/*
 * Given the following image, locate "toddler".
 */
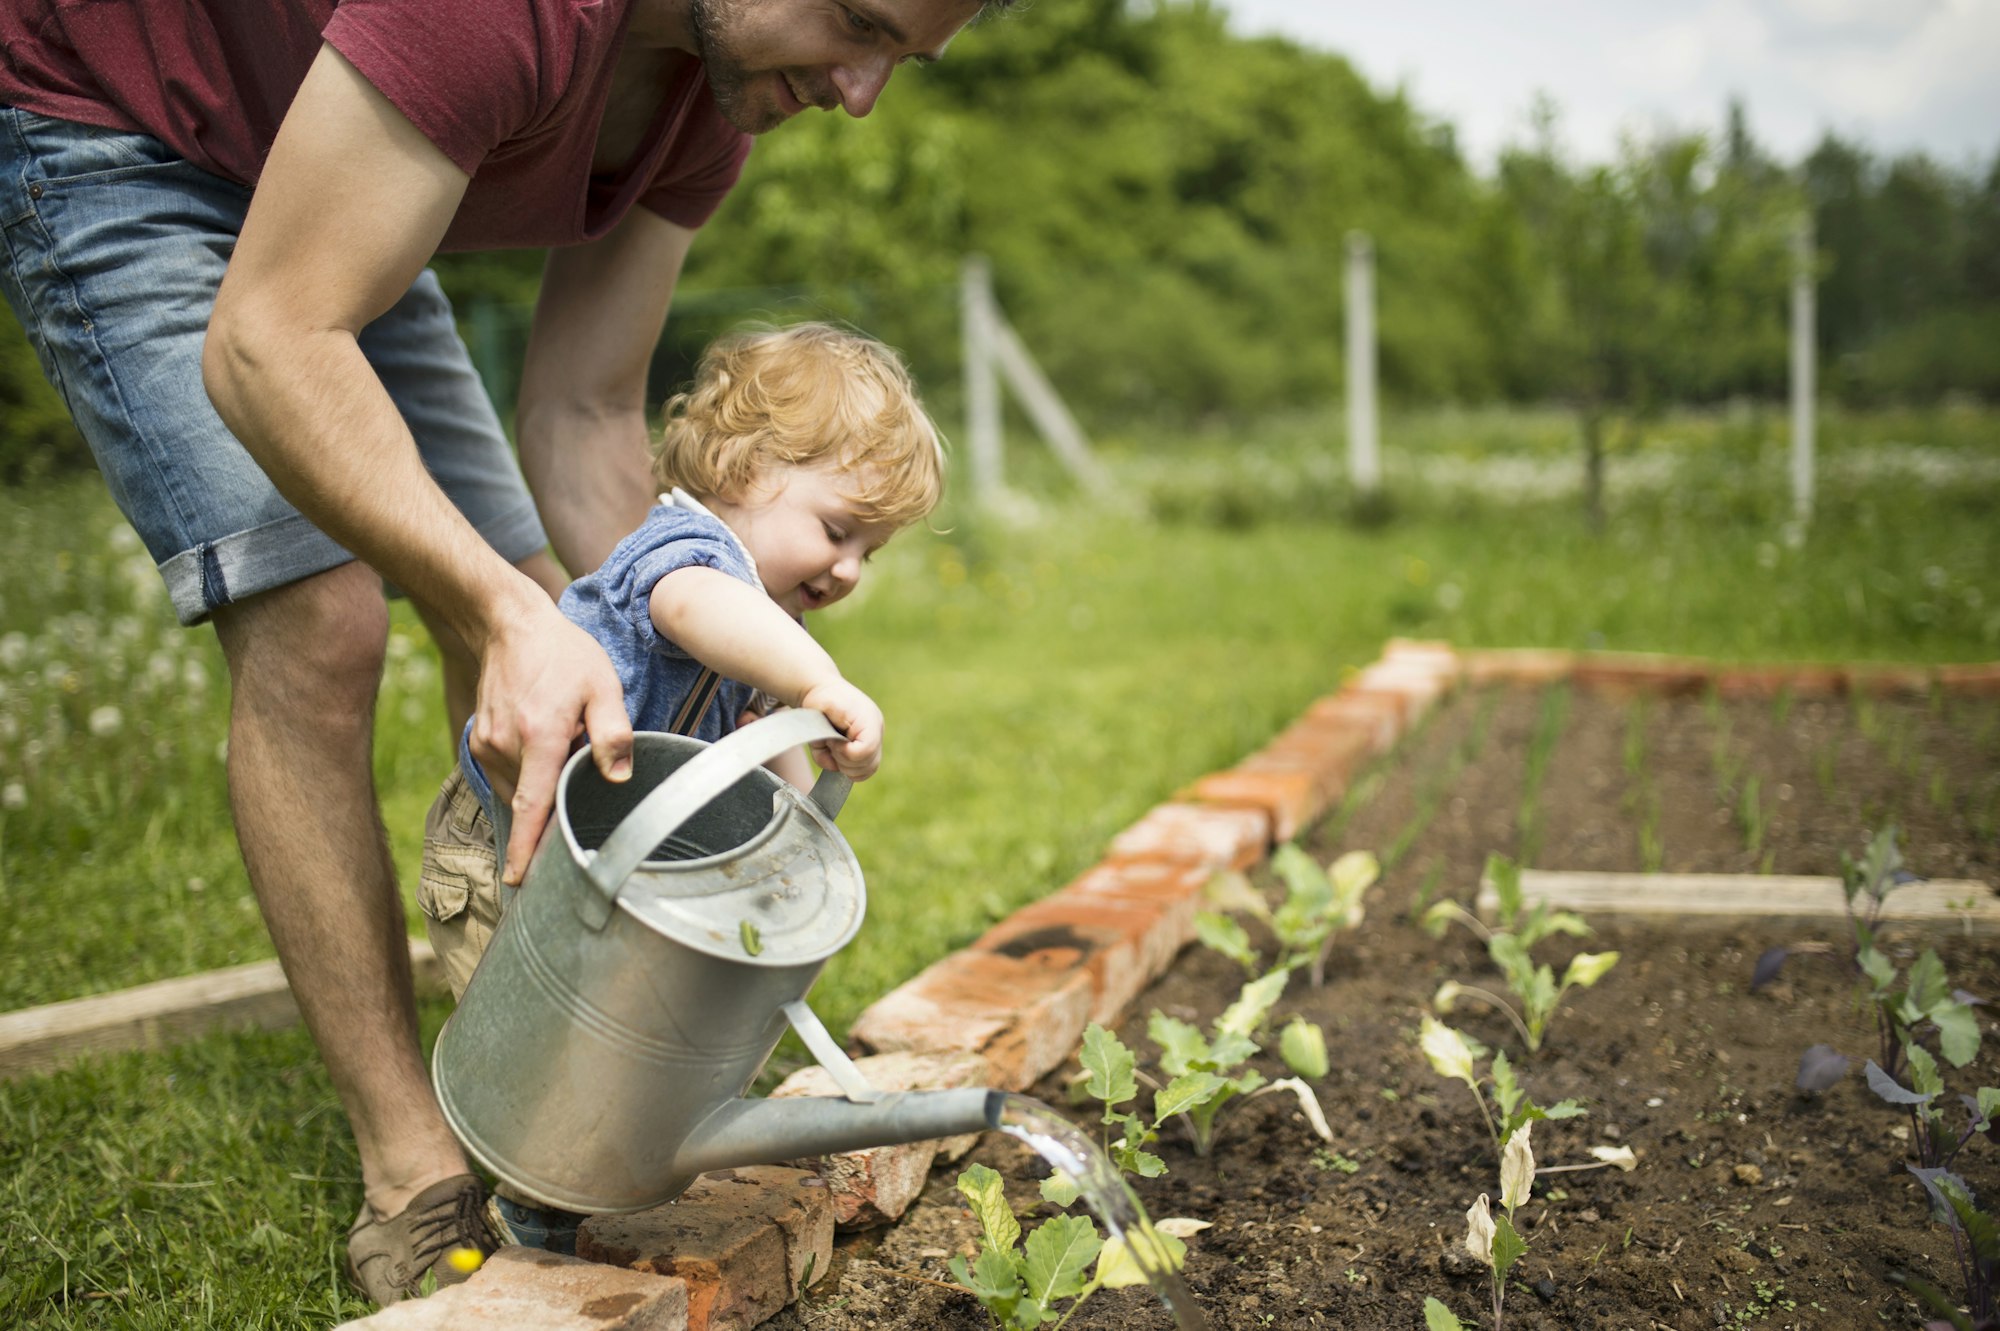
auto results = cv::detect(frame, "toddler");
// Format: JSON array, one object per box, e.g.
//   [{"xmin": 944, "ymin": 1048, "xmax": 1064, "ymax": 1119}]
[{"xmin": 415, "ymin": 322, "xmax": 943, "ymax": 1245}]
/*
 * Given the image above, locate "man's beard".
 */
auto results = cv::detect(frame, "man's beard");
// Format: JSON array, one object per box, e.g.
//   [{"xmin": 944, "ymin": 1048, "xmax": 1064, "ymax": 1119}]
[{"xmin": 688, "ymin": 0, "xmax": 781, "ymax": 134}]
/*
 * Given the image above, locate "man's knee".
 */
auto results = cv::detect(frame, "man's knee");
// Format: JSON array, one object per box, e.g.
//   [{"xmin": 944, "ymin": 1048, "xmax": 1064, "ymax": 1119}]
[{"xmin": 214, "ymin": 564, "xmax": 391, "ymax": 718}]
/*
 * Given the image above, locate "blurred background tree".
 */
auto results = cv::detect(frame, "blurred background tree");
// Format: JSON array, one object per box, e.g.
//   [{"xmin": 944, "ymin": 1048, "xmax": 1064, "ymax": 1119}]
[{"xmin": 2, "ymin": 0, "xmax": 1994, "ymax": 478}]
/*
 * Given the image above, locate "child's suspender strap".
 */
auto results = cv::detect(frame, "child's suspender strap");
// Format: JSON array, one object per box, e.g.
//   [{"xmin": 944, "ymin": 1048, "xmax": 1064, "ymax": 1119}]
[{"xmin": 669, "ymin": 668, "xmax": 723, "ymax": 737}]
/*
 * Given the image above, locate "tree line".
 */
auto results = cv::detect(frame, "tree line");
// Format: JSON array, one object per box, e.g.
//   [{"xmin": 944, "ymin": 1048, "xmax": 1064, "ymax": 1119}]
[{"xmin": 3, "ymin": 0, "xmax": 1994, "ymax": 481}]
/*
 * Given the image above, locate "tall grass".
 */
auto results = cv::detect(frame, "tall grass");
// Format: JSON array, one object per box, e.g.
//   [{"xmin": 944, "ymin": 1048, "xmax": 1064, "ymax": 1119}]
[{"xmin": 2, "ymin": 404, "xmax": 1997, "ymax": 1326}]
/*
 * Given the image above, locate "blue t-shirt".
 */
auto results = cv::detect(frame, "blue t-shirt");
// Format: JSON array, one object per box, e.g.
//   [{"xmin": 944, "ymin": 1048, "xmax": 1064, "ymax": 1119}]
[{"xmin": 460, "ymin": 498, "xmax": 766, "ymax": 828}]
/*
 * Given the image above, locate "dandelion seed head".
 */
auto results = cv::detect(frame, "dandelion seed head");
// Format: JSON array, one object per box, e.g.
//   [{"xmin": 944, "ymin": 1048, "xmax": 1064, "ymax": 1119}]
[
  {"xmin": 1, "ymin": 781, "xmax": 25, "ymax": 810},
  {"xmin": 88, "ymin": 705, "xmax": 123, "ymax": 737}
]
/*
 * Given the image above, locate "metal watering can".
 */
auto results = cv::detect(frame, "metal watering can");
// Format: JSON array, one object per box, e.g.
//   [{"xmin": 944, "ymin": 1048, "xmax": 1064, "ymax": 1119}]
[{"xmin": 432, "ymin": 710, "xmax": 1001, "ymax": 1213}]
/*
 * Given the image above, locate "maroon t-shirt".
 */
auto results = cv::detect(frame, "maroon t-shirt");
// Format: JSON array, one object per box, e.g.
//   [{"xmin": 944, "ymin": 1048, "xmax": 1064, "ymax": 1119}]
[{"xmin": 0, "ymin": 0, "xmax": 751, "ymax": 250}]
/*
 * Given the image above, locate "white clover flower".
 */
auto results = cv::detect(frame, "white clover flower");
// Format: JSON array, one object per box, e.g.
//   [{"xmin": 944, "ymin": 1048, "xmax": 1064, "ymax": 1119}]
[
  {"xmin": 88, "ymin": 706, "xmax": 123, "ymax": 737},
  {"xmin": 1500, "ymin": 1122, "xmax": 1535, "ymax": 1211},
  {"xmin": 147, "ymin": 652, "xmax": 177, "ymax": 685},
  {"xmin": 183, "ymin": 660, "xmax": 209, "ymax": 692},
  {"xmin": 1464, "ymin": 1194, "xmax": 1494, "ymax": 1266},
  {"xmin": 1, "ymin": 781, "xmax": 25, "ymax": 810},
  {"xmin": 108, "ymin": 524, "xmax": 142, "ymax": 553}
]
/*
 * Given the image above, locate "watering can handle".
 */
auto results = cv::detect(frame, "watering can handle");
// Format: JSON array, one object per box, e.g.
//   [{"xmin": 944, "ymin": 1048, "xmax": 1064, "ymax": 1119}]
[{"xmin": 583, "ymin": 709, "xmax": 853, "ymax": 910}]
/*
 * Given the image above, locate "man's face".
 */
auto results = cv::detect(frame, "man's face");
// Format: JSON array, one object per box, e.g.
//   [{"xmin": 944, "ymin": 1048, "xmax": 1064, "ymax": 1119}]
[{"xmin": 689, "ymin": 0, "xmax": 985, "ymax": 134}]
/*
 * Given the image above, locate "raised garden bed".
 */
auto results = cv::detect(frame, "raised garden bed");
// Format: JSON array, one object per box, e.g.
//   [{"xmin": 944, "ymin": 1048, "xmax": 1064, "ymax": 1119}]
[{"xmin": 778, "ymin": 683, "xmax": 2000, "ymax": 1330}]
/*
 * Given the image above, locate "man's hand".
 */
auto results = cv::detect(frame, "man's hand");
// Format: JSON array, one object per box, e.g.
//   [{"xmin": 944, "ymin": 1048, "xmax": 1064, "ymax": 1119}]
[
  {"xmin": 470, "ymin": 599, "xmax": 634, "ymax": 884},
  {"xmin": 797, "ymin": 679, "xmax": 885, "ymax": 781}
]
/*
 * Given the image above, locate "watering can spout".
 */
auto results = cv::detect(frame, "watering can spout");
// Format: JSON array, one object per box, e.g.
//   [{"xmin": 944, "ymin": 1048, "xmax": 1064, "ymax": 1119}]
[{"xmin": 675, "ymin": 1088, "xmax": 1004, "ymax": 1184}]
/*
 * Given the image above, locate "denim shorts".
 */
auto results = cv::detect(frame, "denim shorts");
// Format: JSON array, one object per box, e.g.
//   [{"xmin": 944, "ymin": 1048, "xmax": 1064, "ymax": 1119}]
[{"xmin": 0, "ymin": 106, "xmax": 547, "ymax": 625}]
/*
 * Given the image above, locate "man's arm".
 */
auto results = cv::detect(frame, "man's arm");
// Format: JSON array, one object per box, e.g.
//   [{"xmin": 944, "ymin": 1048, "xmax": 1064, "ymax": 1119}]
[
  {"xmin": 651, "ymin": 569, "xmax": 885, "ymax": 780},
  {"xmin": 517, "ymin": 210, "xmax": 697, "ymax": 577},
  {"xmin": 203, "ymin": 45, "xmax": 633, "ymax": 883}
]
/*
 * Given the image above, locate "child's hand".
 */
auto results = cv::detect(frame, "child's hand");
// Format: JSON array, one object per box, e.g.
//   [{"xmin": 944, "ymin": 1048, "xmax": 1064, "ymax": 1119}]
[{"xmin": 798, "ymin": 679, "xmax": 885, "ymax": 781}]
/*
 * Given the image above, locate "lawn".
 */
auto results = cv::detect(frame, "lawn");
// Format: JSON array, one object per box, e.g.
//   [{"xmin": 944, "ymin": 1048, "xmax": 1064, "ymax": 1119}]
[{"xmin": 2, "ymin": 403, "xmax": 1996, "ymax": 1326}]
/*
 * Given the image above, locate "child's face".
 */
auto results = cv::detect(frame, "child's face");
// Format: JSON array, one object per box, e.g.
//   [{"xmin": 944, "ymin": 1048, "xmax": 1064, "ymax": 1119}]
[{"xmin": 706, "ymin": 461, "xmax": 901, "ymax": 618}]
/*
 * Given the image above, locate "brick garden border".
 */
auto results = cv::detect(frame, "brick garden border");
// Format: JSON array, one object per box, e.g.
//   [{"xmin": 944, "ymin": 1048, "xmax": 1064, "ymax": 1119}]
[{"xmin": 96, "ymin": 642, "xmax": 2000, "ymax": 1330}]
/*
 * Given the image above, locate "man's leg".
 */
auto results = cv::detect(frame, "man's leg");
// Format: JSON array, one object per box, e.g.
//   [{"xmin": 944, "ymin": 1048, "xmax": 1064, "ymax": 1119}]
[{"xmin": 211, "ymin": 562, "xmax": 467, "ymax": 1219}]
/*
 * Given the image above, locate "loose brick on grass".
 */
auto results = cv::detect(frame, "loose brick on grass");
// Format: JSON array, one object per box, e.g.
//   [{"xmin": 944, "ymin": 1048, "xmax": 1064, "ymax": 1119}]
[
  {"xmin": 338, "ymin": 1247, "xmax": 689, "ymax": 1331},
  {"xmin": 848, "ymin": 950, "xmax": 1095, "ymax": 1091},
  {"xmin": 770, "ymin": 1051, "xmax": 994, "ymax": 1227},
  {"xmin": 576, "ymin": 1167, "xmax": 831, "ymax": 1331}
]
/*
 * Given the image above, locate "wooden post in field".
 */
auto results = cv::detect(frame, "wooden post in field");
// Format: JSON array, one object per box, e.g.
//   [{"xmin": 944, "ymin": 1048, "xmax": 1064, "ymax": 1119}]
[
  {"xmin": 1345, "ymin": 230, "xmax": 1381, "ymax": 496},
  {"xmin": 961, "ymin": 255, "xmax": 1003, "ymax": 503},
  {"xmin": 1789, "ymin": 214, "xmax": 1817, "ymax": 530},
  {"xmin": 960, "ymin": 254, "xmax": 1112, "ymax": 503}
]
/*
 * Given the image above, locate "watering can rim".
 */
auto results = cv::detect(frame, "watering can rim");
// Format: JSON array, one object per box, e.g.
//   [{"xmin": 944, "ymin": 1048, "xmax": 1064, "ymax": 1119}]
[{"xmin": 550, "ymin": 718, "xmax": 867, "ymax": 966}]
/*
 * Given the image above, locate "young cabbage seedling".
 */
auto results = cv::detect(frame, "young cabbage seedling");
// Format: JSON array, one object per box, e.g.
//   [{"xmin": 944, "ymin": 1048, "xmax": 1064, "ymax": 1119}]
[
  {"xmin": 1419, "ymin": 1015, "xmax": 1585, "ymax": 1153},
  {"xmin": 1424, "ymin": 1122, "xmax": 1537, "ymax": 1331},
  {"xmin": 1151, "ymin": 970, "xmax": 1333, "ymax": 1157},
  {"xmin": 1425, "ymin": 855, "xmax": 1618, "ymax": 1054},
  {"xmin": 1077, "ymin": 1023, "xmax": 1165, "ymax": 1180},
  {"xmin": 1196, "ymin": 846, "xmax": 1380, "ymax": 986},
  {"xmin": 948, "ymin": 1163, "xmax": 1189, "ymax": 1331}
]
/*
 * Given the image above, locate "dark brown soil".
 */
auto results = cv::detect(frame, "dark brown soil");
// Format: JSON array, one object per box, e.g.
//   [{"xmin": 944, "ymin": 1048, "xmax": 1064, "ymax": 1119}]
[{"xmin": 778, "ymin": 687, "xmax": 2000, "ymax": 1331}]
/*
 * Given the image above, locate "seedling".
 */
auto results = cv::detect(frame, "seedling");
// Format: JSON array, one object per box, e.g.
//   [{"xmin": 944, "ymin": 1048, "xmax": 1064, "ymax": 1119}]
[
  {"xmin": 948, "ymin": 1163, "xmax": 1188, "ymax": 1330},
  {"xmin": 1736, "ymin": 774, "xmax": 1766, "ymax": 860},
  {"xmin": 1899, "ymin": 1167, "xmax": 1998, "ymax": 1329},
  {"xmin": 1197, "ymin": 846, "xmax": 1380, "ymax": 986},
  {"xmin": 1425, "ymin": 855, "xmax": 1618, "ymax": 1053},
  {"xmin": 1756, "ymin": 827, "xmax": 1983, "ymax": 1125},
  {"xmin": 1419, "ymin": 1015, "xmax": 1584, "ymax": 1153},
  {"xmin": 1080, "ymin": 971, "xmax": 1333, "ymax": 1162},
  {"xmin": 1515, "ymin": 687, "xmax": 1570, "ymax": 865},
  {"xmin": 1423, "ymin": 1121, "xmax": 1537, "ymax": 1331}
]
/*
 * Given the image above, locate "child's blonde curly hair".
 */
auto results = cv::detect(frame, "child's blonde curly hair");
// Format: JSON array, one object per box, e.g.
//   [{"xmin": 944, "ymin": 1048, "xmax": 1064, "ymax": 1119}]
[{"xmin": 652, "ymin": 322, "xmax": 944, "ymax": 527}]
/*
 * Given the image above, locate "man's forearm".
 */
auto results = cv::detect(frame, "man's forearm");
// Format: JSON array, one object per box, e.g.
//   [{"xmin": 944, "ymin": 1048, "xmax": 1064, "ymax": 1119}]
[
  {"xmin": 204, "ymin": 315, "xmax": 542, "ymax": 652},
  {"xmin": 515, "ymin": 399, "xmax": 656, "ymax": 577}
]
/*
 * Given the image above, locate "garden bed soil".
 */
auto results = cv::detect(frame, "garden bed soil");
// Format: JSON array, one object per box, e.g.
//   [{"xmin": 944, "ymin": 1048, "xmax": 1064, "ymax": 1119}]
[{"xmin": 777, "ymin": 686, "xmax": 2000, "ymax": 1331}]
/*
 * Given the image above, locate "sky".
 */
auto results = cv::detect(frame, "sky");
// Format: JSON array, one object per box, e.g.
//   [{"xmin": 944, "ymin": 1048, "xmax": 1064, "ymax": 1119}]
[{"xmin": 1217, "ymin": 0, "xmax": 2000, "ymax": 172}]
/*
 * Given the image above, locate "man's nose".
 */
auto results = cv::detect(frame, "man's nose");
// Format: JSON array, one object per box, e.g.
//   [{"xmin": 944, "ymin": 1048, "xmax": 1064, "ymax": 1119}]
[{"xmin": 830, "ymin": 55, "xmax": 894, "ymax": 118}]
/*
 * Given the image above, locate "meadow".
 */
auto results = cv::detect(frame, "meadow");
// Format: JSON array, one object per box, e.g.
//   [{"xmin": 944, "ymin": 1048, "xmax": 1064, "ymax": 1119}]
[{"xmin": 1, "ymin": 402, "xmax": 1996, "ymax": 1325}]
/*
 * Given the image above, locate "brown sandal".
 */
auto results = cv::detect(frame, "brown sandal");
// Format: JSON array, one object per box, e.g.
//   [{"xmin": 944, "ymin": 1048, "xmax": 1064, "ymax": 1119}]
[{"xmin": 344, "ymin": 1174, "xmax": 495, "ymax": 1306}]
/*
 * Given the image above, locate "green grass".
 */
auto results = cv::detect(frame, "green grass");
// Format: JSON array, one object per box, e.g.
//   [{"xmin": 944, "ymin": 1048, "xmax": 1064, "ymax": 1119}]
[{"xmin": 3, "ymin": 403, "xmax": 1999, "ymax": 1326}]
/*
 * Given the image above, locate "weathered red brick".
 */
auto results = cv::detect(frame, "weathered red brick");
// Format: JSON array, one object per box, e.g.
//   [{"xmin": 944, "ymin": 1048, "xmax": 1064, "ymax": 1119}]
[
  {"xmin": 1352, "ymin": 661, "xmax": 1450, "ymax": 724},
  {"xmin": 576, "ymin": 1167, "xmax": 831, "ymax": 1331},
  {"xmin": 1184, "ymin": 767, "xmax": 1321, "ymax": 843},
  {"xmin": 1571, "ymin": 653, "xmax": 1713, "ymax": 699},
  {"xmin": 848, "ymin": 951, "xmax": 1095, "ymax": 1091},
  {"xmin": 1106, "ymin": 802, "xmax": 1271, "ymax": 871},
  {"xmin": 337, "ymin": 1246, "xmax": 688, "ymax": 1331},
  {"xmin": 1303, "ymin": 693, "xmax": 1402, "ymax": 754},
  {"xmin": 1938, "ymin": 661, "xmax": 2000, "ymax": 696},
  {"xmin": 1843, "ymin": 665, "xmax": 1936, "ymax": 698},
  {"xmin": 769, "ymin": 1051, "xmax": 994, "ymax": 1226},
  {"xmin": 1461, "ymin": 649, "xmax": 1577, "ymax": 688},
  {"xmin": 1060, "ymin": 858, "xmax": 1205, "ymax": 955},
  {"xmin": 1382, "ymin": 637, "xmax": 1461, "ymax": 678},
  {"xmin": 1712, "ymin": 665, "xmax": 1847, "ymax": 699},
  {"xmin": 979, "ymin": 894, "xmax": 1185, "ymax": 1026}
]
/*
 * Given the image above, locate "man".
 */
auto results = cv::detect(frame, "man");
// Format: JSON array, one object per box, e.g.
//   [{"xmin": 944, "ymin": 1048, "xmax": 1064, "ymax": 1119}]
[{"xmin": 0, "ymin": 0, "xmax": 992, "ymax": 1304}]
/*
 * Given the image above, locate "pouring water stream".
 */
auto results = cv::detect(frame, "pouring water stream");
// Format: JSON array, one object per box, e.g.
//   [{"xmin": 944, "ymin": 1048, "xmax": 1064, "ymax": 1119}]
[{"xmin": 996, "ymin": 1095, "xmax": 1207, "ymax": 1330}]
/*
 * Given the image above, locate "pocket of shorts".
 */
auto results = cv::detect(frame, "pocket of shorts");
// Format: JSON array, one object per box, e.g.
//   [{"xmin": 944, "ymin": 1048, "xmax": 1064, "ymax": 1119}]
[
  {"xmin": 416, "ymin": 848, "xmax": 485, "ymax": 924},
  {"xmin": 16, "ymin": 111, "xmax": 185, "ymax": 184}
]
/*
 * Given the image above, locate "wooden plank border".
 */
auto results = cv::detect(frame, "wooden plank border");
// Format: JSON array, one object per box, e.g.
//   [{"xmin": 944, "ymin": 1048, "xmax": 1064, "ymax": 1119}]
[{"xmin": 0, "ymin": 941, "xmax": 441, "ymax": 1082}]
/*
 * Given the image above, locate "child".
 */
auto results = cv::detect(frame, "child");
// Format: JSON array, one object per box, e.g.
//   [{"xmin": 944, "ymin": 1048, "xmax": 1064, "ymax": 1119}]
[{"xmin": 410, "ymin": 321, "xmax": 943, "ymax": 1255}]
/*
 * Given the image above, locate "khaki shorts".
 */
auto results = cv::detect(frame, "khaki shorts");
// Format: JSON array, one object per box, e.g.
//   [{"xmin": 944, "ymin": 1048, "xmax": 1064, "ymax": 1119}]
[{"xmin": 418, "ymin": 765, "xmax": 506, "ymax": 1001}]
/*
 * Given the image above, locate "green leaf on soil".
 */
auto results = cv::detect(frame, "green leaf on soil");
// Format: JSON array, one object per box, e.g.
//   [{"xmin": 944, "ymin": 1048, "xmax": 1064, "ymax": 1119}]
[
  {"xmin": 1023, "ymin": 1215, "xmax": 1101, "ymax": 1303},
  {"xmin": 957, "ymin": 1164, "xmax": 1021, "ymax": 1255},
  {"xmin": 1155, "ymin": 1072, "xmax": 1228, "ymax": 1121},
  {"xmin": 1080, "ymin": 1024, "xmax": 1137, "ymax": 1109}
]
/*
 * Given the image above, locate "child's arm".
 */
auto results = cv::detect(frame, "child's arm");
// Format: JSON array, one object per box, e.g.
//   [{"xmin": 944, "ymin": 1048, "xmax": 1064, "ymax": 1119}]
[{"xmin": 650, "ymin": 567, "xmax": 884, "ymax": 780}]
